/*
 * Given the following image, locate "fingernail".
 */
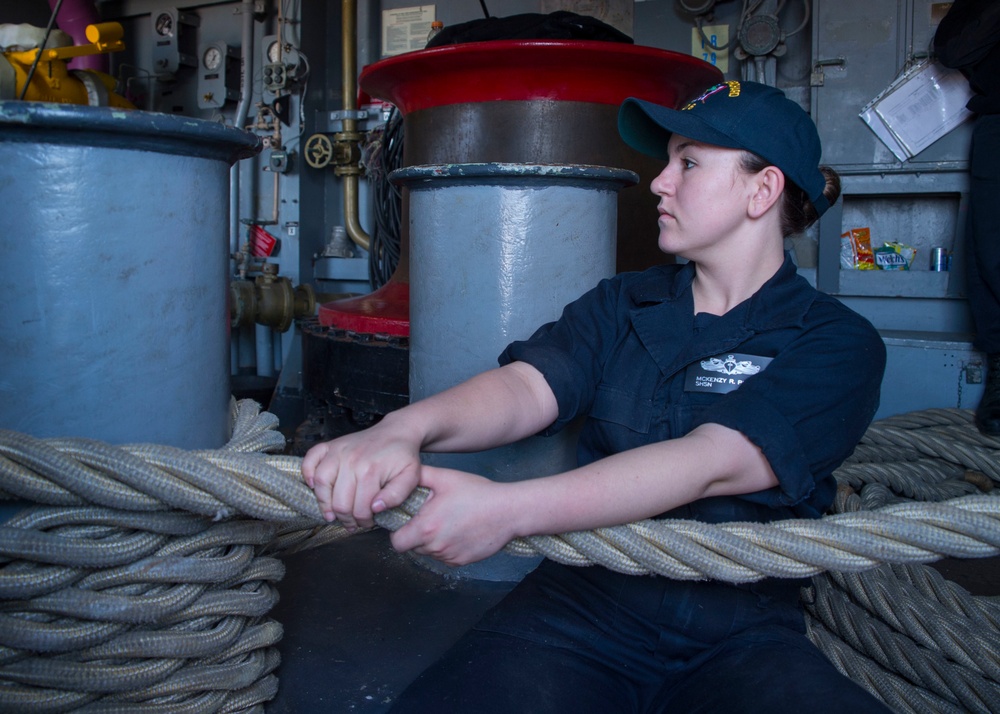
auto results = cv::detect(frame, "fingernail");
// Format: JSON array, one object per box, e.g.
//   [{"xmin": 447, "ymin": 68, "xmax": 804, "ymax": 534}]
[
  {"xmin": 372, "ymin": 499, "xmax": 386, "ymax": 513},
  {"xmin": 323, "ymin": 511, "xmax": 334, "ymax": 522}
]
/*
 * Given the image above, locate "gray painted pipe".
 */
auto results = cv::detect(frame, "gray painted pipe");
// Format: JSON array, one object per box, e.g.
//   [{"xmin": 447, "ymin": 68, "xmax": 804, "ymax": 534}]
[
  {"xmin": 230, "ymin": 0, "xmax": 256, "ymax": 258},
  {"xmin": 0, "ymin": 101, "xmax": 259, "ymax": 448},
  {"xmin": 229, "ymin": 0, "xmax": 257, "ymax": 374},
  {"xmin": 392, "ymin": 163, "xmax": 637, "ymax": 580}
]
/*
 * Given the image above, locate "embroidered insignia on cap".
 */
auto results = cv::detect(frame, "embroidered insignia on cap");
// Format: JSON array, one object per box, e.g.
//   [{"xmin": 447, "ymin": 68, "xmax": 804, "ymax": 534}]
[{"xmin": 682, "ymin": 80, "xmax": 741, "ymax": 111}]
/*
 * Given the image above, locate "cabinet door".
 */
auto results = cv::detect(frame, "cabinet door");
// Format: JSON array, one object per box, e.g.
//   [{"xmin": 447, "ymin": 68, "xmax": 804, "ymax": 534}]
[
  {"xmin": 811, "ymin": 0, "xmax": 971, "ymax": 171},
  {"xmin": 812, "ymin": 0, "xmax": 909, "ymax": 170}
]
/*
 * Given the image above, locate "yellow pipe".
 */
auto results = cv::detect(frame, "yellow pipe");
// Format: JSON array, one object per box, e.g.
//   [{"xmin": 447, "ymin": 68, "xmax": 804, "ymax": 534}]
[
  {"xmin": 344, "ymin": 175, "xmax": 369, "ymax": 252},
  {"xmin": 342, "ymin": 0, "xmax": 357, "ymax": 123},
  {"xmin": 9, "ymin": 22, "xmax": 125, "ymax": 63},
  {"xmin": 340, "ymin": 0, "xmax": 370, "ymax": 252}
]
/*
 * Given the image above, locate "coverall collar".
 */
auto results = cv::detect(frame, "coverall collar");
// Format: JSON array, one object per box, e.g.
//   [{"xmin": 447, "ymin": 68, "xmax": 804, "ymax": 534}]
[{"xmin": 629, "ymin": 253, "xmax": 815, "ymax": 378}]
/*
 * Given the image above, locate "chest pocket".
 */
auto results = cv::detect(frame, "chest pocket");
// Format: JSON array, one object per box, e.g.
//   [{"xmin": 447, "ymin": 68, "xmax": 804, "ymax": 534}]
[{"xmin": 590, "ymin": 384, "xmax": 653, "ymax": 434}]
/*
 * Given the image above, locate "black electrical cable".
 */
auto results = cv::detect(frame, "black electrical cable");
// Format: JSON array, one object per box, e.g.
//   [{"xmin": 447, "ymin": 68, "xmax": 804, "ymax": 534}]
[
  {"xmin": 367, "ymin": 107, "xmax": 404, "ymax": 289},
  {"xmin": 479, "ymin": 0, "xmax": 491, "ymax": 19},
  {"xmin": 18, "ymin": 0, "xmax": 65, "ymax": 100}
]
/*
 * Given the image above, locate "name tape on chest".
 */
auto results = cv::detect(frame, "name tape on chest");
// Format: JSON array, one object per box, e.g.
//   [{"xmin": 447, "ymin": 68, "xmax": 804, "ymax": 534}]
[{"xmin": 684, "ymin": 353, "xmax": 773, "ymax": 394}]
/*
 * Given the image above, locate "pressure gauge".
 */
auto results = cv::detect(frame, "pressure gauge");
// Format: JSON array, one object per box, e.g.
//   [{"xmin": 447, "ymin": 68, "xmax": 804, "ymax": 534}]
[
  {"xmin": 151, "ymin": 10, "xmax": 199, "ymax": 74},
  {"xmin": 154, "ymin": 12, "xmax": 174, "ymax": 37},
  {"xmin": 203, "ymin": 46, "xmax": 222, "ymax": 71},
  {"xmin": 267, "ymin": 40, "xmax": 283, "ymax": 63},
  {"xmin": 198, "ymin": 42, "xmax": 239, "ymax": 109}
]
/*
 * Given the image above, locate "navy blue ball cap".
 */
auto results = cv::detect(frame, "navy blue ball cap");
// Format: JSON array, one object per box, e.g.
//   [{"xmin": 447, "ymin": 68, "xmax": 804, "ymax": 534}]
[{"xmin": 618, "ymin": 81, "xmax": 830, "ymax": 217}]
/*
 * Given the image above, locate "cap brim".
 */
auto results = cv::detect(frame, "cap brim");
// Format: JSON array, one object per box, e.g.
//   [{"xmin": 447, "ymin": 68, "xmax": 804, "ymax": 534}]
[
  {"xmin": 618, "ymin": 97, "xmax": 745, "ymax": 161},
  {"xmin": 618, "ymin": 96, "xmax": 833, "ymax": 219}
]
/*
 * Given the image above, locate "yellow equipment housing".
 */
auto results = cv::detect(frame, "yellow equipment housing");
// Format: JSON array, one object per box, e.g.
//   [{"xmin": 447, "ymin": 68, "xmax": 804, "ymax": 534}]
[{"xmin": 1, "ymin": 22, "xmax": 134, "ymax": 108}]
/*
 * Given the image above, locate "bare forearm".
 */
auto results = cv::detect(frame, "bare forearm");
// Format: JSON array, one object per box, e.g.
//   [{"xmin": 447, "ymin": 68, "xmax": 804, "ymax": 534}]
[
  {"xmin": 504, "ymin": 423, "xmax": 778, "ymax": 537},
  {"xmin": 384, "ymin": 361, "xmax": 558, "ymax": 453},
  {"xmin": 387, "ymin": 423, "xmax": 780, "ymax": 566},
  {"xmin": 303, "ymin": 360, "xmax": 558, "ymax": 530}
]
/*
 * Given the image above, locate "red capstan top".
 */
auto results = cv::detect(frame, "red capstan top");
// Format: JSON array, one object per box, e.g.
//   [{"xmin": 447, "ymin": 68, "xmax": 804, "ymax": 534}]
[
  {"xmin": 320, "ymin": 41, "xmax": 721, "ymax": 337},
  {"xmin": 360, "ymin": 40, "xmax": 723, "ymax": 114}
]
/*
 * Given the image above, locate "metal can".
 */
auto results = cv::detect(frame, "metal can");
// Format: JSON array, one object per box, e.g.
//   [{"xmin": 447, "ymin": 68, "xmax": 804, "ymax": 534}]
[{"xmin": 930, "ymin": 246, "xmax": 950, "ymax": 271}]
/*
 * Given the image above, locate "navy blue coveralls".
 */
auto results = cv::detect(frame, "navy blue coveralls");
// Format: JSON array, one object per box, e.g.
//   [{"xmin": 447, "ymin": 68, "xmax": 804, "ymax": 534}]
[{"xmin": 391, "ymin": 255, "xmax": 890, "ymax": 714}]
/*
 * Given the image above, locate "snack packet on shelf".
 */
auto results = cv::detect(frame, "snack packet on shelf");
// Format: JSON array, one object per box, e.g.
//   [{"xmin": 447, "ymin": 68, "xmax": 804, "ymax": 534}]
[
  {"xmin": 874, "ymin": 241, "xmax": 916, "ymax": 270},
  {"xmin": 840, "ymin": 227, "xmax": 876, "ymax": 270}
]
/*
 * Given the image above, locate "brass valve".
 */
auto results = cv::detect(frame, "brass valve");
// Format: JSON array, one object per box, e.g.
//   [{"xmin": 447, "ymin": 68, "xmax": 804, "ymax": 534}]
[
  {"xmin": 231, "ymin": 267, "xmax": 316, "ymax": 332},
  {"xmin": 303, "ymin": 131, "xmax": 362, "ymax": 175}
]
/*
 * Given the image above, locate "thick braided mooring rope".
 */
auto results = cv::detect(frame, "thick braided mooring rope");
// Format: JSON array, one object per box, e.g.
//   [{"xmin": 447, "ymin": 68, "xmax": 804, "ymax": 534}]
[
  {"xmin": 0, "ymin": 402, "xmax": 998, "ymax": 712},
  {"xmin": 0, "ymin": 401, "xmax": 337, "ymax": 713}
]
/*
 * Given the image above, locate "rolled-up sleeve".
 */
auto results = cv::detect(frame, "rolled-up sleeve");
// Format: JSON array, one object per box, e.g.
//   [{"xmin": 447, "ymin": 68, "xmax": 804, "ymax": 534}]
[
  {"xmin": 499, "ymin": 276, "xmax": 628, "ymax": 434},
  {"xmin": 695, "ymin": 299, "xmax": 886, "ymax": 508}
]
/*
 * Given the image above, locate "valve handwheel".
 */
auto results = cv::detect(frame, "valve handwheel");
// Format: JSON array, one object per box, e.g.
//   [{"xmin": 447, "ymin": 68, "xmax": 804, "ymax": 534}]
[{"xmin": 304, "ymin": 134, "xmax": 334, "ymax": 168}]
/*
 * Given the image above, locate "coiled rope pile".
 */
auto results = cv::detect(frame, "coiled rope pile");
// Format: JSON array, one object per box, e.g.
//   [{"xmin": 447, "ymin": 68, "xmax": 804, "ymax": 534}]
[{"xmin": 0, "ymin": 402, "xmax": 998, "ymax": 712}]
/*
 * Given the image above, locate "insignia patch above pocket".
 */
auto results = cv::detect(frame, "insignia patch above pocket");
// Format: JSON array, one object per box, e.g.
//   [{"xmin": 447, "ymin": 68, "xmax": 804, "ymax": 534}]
[{"xmin": 684, "ymin": 353, "xmax": 773, "ymax": 394}]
